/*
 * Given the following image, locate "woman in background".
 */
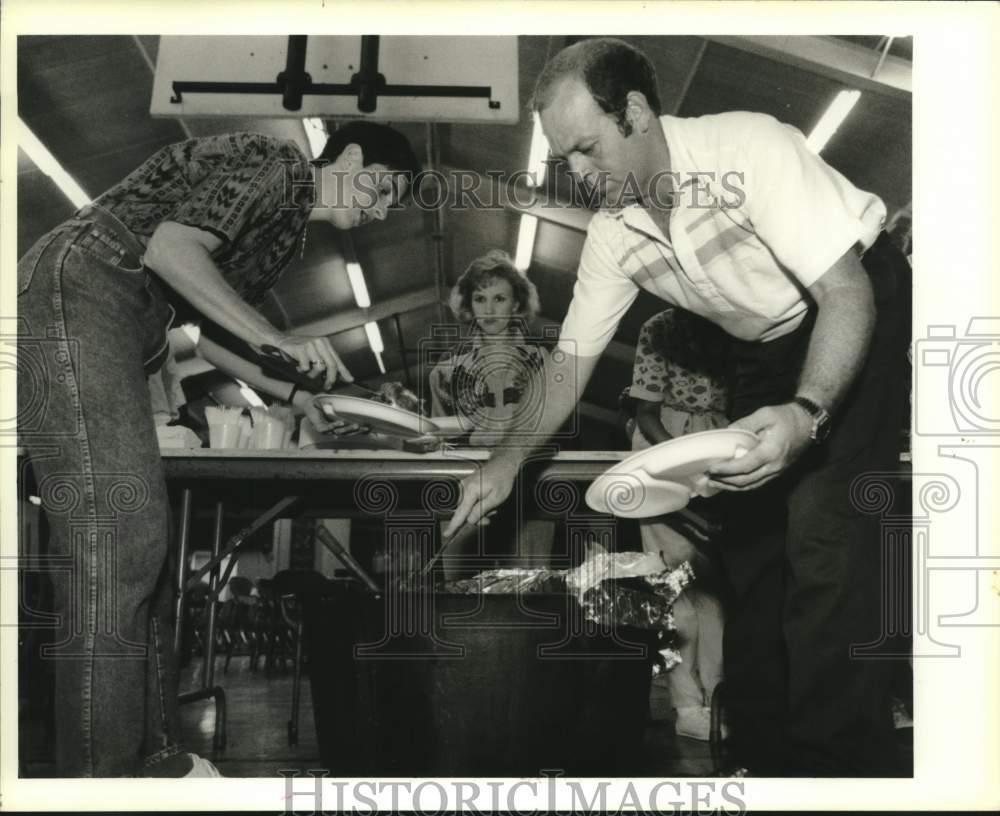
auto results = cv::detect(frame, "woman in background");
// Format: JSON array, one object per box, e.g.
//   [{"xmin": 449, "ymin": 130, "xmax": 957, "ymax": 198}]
[
  {"xmin": 629, "ymin": 307, "xmax": 730, "ymax": 742},
  {"xmin": 430, "ymin": 250, "xmax": 549, "ymax": 575},
  {"xmin": 430, "ymin": 250, "xmax": 545, "ymax": 446}
]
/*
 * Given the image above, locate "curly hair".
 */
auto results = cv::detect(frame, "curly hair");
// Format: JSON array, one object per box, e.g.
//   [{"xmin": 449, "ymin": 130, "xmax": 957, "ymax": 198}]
[
  {"xmin": 531, "ymin": 38, "xmax": 662, "ymax": 137},
  {"xmin": 647, "ymin": 308, "xmax": 730, "ymax": 380},
  {"xmin": 448, "ymin": 249, "xmax": 542, "ymax": 326}
]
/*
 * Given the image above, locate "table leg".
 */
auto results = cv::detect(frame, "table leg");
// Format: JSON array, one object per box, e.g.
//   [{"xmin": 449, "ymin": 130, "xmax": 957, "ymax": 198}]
[
  {"xmin": 173, "ymin": 488, "xmax": 193, "ymax": 657},
  {"xmin": 204, "ymin": 500, "xmax": 224, "ymax": 689}
]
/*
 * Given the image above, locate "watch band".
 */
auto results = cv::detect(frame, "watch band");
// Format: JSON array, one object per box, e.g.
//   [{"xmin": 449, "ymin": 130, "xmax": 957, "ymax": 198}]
[{"xmin": 792, "ymin": 396, "xmax": 832, "ymax": 444}]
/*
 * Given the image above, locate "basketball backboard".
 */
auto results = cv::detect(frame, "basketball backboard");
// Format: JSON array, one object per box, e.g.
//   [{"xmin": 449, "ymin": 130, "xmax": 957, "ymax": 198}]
[{"xmin": 150, "ymin": 35, "xmax": 519, "ymax": 124}]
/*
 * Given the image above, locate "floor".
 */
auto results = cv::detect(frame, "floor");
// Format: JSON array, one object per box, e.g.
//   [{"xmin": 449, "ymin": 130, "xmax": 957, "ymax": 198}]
[
  {"xmin": 17, "ymin": 652, "xmax": 716, "ymax": 778},
  {"xmin": 20, "ymin": 651, "xmax": 910, "ymax": 778},
  {"xmin": 175, "ymin": 656, "xmax": 718, "ymax": 778}
]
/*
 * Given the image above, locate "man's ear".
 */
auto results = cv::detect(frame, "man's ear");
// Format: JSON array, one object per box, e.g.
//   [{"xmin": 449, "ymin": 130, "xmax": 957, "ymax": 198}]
[
  {"xmin": 624, "ymin": 91, "xmax": 653, "ymax": 134},
  {"xmin": 337, "ymin": 142, "xmax": 364, "ymax": 170}
]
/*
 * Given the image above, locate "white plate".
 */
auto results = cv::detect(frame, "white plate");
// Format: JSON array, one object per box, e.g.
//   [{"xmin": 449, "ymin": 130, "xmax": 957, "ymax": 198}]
[
  {"xmin": 585, "ymin": 473, "xmax": 692, "ymax": 519},
  {"xmin": 427, "ymin": 415, "xmax": 475, "ymax": 438},
  {"xmin": 314, "ymin": 395, "xmax": 440, "ymax": 439},
  {"xmin": 585, "ymin": 428, "xmax": 759, "ymax": 518}
]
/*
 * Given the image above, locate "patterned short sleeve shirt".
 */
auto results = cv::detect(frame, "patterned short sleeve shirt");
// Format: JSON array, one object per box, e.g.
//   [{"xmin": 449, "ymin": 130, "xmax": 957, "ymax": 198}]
[
  {"xmin": 429, "ymin": 331, "xmax": 546, "ymax": 437},
  {"xmin": 95, "ymin": 133, "xmax": 314, "ymax": 313},
  {"xmin": 629, "ymin": 309, "xmax": 727, "ymax": 415}
]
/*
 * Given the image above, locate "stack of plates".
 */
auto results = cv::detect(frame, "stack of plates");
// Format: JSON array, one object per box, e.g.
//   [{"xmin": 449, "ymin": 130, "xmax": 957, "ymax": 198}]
[
  {"xmin": 313, "ymin": 395, "xmax": 470, "ymax": 440},
  {"xmin": 585, "ymin": 428, "xmax": 758, "ymax": 518}
]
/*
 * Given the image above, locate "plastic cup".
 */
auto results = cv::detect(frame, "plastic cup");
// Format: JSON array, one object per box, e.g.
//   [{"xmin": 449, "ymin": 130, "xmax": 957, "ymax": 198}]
[
  {"xmin": 209, "ymin": 421, "xmax": 242, "ymax": 449},
  {"xmin": 205, "ymin": 405, "xmax": 243, "ymax": 449},
  {"xmin": 252, "ymin": 416, "xmax": 287, "ymax": 450}
]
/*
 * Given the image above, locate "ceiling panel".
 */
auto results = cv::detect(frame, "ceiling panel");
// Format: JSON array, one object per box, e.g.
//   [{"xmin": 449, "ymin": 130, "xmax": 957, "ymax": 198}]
[
  {"xmin": 678, "ymin": 41, "xmax": 843, "ymax": 133},
  {"xmin": 18, "ymin": 36, "xmax": 187, "ymax": 193},
  {"xmin": 268, "ymin": 228, "xmax": 356, "ymax": 328},
  {"xmin": 821, "ymin": 90, "xmax": 911, "ymax": 211},
  {"xmin": 17, "ymin": 148, "xmax": 76, "ymax": 256},
  {"xmin": 609, "ymin": 36, "xmax": 711, "ymax": 115},
  {"xmin": 833, "ymin": 35, "xmax": 913, "ymax": 61},
  {"xmin": 443, "ymin": 204, "xmax": 520, "ymax": 286},
  {"xmin": 440, "ymin": 36, "xmax": 555, "ymax": 177},
  {"xmin": 353, "ymin": 205, "xmax": 436, "ymax": 301}
]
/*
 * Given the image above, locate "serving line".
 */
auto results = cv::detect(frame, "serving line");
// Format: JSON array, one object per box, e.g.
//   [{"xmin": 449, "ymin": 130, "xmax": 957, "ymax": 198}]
[
  {"xmin": 160, "ymin": 447, "xmax": 628, "ymax": 482},
  {"xmin": 14, "ymin": 445, "xmax": 717, "ymax": 753}
]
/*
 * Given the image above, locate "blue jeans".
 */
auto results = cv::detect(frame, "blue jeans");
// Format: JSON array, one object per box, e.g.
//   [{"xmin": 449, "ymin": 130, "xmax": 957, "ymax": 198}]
[{"xmin": 17, "ymin": 210, "xmax": 183, "ymax": 776}]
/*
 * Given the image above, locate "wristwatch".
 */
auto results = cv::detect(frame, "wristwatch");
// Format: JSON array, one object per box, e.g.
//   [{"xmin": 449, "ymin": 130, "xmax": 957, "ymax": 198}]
[{"xmin": 791, "ymin": 396, "xmax": 833, "ymax": 444}]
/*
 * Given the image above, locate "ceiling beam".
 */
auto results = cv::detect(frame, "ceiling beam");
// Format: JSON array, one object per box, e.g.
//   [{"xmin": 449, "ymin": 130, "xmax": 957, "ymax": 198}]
[
  {"xmin": 438, "ymin": 161, "xmax": 594, "ymax": 234},
  {"xmin": 512, "ymin": 195, "xmax": 593, "ymax": 234},
  {"xmin": 294, "ymin": 285, "xmax": 442, "ymax": 337},
  {"xmin": 672, "ymin": 39, "xmax": 709, "ymax": 115},
  {"xmin": 704, "ymin": 35, "xmax": 911, "ymax": 98}
]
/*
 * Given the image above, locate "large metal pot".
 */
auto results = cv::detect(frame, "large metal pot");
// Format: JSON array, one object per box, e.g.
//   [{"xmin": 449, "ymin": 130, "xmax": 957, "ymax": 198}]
[{"xmin": 302, "ymin": 583, "xmax": 658, "ymax": 777}]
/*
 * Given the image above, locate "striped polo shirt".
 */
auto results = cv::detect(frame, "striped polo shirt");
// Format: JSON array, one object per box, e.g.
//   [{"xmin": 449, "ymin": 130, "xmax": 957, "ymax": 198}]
[{"xmin": 558, "ymin": 112, "xmax": 886, "ymax": 357}]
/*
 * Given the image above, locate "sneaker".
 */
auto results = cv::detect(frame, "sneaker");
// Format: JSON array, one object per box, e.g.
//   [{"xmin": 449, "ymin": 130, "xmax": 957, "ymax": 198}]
[
  {"xmin": 184, "ymin": 753, "xmax": 223, "ymax": 777},
  {"xmin": 890, "ymin": 697, "xmax": 913, "ymax": 729}
]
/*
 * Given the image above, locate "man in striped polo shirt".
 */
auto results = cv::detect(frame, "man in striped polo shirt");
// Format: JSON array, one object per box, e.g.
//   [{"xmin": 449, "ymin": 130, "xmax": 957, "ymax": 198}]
[{"xmin": 446, "ymin": 38, "xmax": 911, "ymax": 777}]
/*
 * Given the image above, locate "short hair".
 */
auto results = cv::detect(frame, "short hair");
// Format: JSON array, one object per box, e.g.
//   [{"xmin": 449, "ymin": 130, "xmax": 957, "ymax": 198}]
[
  {"xmin": 449, "ymin": 250, "xmax": 541, "ymax": 325},
  {"xmin": 316, "ymin": 121, "xmax": 422, "ymax": 202},
  {"xmin": 531, "ymin": 38, "xmax": 662, "ymax": 136}
]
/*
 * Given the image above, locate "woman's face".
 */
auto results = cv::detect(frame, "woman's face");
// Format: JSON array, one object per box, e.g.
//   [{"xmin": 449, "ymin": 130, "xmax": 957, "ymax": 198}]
[
  {"xmin": 318, "ymin": 143, "xmax": 405, "ymax": 230},
  {"xmin": 470, "ymin": 277, "xmax": 518, "ymax": 334}
]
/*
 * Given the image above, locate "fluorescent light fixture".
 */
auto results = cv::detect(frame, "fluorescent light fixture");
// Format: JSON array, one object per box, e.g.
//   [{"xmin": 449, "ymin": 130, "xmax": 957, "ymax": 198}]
[
  {"xmin": 19, "ymin": 118, "xmax": 90, "ymax": 208},
  {"xmin": 364, "ymin": 321, "xmax": 384, "ymax": 353},
  {"xmin": 235, "ymin": 379, "xmax": 266, "ymax": 407},
  {"xmin": 526, "ymin": 112, "xmax": 550, "ymax": 188},
  {"xmin": 806, "ymin": 90, "xmax": 861, "ymax": 154},
  {"xmin": 303, "ymin": 117, "xmax": 329, "ymax": 160},
  {"xmin": 514, "ymin": 214, "xmax": 539, "ymax": 272},
  {"xmin": 346, "ymin": 261, "xmax": 372, "ymax": 308},
  {"xmin": 364, "ymin": 321, "xmax": 386, "ymax": 374}
]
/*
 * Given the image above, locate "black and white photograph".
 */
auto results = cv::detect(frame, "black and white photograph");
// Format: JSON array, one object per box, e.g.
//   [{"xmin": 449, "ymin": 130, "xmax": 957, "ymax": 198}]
[{"xmin": 1, "ymin": 1, "xmax": 997, "ymax": 812}]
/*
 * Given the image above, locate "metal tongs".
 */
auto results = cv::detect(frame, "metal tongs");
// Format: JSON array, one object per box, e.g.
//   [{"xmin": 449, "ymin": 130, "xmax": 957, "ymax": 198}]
[{"xmin": 257, "ymin": 344, "xmax": 382, "ymax": 396}]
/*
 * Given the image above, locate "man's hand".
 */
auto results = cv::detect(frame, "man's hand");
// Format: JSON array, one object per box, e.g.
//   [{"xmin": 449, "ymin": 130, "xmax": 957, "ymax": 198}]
[
  {"xmin": 443, "ymin": 457, "xmax": 520, "ymax": 537},
  {"xmin": 707, "ymin": 403, "xmax": 813, "ymax": 491}
]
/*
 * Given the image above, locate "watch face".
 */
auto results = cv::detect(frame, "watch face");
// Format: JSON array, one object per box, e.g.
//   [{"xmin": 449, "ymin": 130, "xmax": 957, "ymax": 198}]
[
  {"xmin": 794, "ymin": 397, "xmax": 832, "ymax": 445},
  {"xmin": 813, "ymin": 415, "xmax": 833, "ymax": 443}
]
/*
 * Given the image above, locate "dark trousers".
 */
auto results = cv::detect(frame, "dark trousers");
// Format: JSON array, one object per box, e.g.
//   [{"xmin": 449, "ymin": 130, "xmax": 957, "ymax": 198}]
[{"xmin": 718, "ymin": 233, "xmax": 911, "ymax": 776}]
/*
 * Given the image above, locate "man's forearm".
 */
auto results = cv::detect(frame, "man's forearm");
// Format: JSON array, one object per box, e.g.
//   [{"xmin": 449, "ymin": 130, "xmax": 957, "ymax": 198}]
[
  {"xmin": 490, "ymin": 349, "xmax": 597, "ymax": 466},
  {"xmin": 798, "ymin": 259, "xmax": 876, "ymax": 412},
  {"xmin": 145, "ymin": 233, "xmax": 283, "ymax": 349}
]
